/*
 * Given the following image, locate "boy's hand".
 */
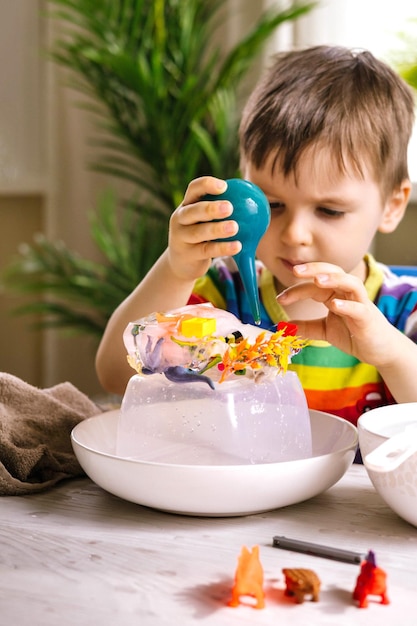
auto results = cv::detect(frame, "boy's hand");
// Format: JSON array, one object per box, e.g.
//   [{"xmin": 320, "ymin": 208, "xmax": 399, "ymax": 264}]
[
  {"xmin": 167, "ymin": 177, "xmax": 242, "ymax": 281},
  {"xmin": 277, "ymin": 262, "xmax": 398, "ymax": 369}
]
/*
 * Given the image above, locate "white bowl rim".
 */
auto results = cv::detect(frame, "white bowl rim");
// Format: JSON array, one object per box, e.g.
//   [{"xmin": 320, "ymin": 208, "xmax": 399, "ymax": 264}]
[
  {"xmin": 71, "ymin": 408, "xmax": 358, "ymax": 470},
  {"xmin": 358, "ymin": 402, "xmax": 417, "ymax": 437}
]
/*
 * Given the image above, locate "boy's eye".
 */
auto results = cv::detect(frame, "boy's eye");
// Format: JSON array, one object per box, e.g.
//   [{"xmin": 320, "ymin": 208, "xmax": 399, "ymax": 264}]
[
  {"xmin": 318, "ymin": 206, "xmax": 345, "ymax": 218},
  {"xmin": 269, "ymin": 201, "xmax": 285, "ymax": 212}
]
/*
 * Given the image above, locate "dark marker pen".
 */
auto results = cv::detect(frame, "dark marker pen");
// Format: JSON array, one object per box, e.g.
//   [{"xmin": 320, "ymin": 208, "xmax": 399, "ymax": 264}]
[{"xmin": 272, "ymin": 536, "xmax": 365, "ymax": 564}]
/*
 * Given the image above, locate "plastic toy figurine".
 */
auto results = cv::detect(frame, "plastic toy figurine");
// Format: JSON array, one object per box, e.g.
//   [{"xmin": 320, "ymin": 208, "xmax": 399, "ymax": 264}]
[
  {"xmin": 282, "ymin": 568, "xmax": 321, "ymax": 604},
  {"xmin": 124, "ymin": 304, "xmax": 306, "ymax": 386},
  {"xmin": 203, "ymin": 178, "xmax": 271, "ymax": 325},
  {"xmin": 353, "ymin": 550, "xmax": 390, "ymax": 608},
  {"xmin": 228, "ymin": 545, "xmax": 265, "ymax": 609}
]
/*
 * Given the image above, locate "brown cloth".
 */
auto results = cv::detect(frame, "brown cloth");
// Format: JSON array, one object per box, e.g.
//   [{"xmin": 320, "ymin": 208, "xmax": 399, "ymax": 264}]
[{"xmin": 0, "ymin": 373, "xmax": 100, "ymax": 495}]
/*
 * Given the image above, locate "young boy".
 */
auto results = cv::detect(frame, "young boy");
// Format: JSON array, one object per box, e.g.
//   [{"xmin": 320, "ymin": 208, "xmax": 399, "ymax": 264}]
[{"xmin": 96, "ymin": 45, "xmax": 417, "ymax": 427}]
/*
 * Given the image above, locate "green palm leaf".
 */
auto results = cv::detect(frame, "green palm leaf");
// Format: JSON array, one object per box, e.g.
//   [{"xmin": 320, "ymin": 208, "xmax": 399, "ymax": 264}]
[{"xmin": 2, "ymin": 0, "xmax": 316, "ymax": 336}]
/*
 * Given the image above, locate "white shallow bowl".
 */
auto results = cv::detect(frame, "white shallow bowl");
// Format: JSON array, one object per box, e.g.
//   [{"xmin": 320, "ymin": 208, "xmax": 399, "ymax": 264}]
[
  {"xmin": 72, "ymin": 409, "xmax": 357, "ymax": 517},
  {"xmin": 358, "ymin": 403, "xmax": 417, "ymax": 527}
]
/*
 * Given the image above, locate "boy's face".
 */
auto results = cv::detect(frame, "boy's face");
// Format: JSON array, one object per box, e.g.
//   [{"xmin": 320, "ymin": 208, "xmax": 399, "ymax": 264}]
[{"xmin": 244, "ymin": 148, "xmax": 406, "ymax": 289}]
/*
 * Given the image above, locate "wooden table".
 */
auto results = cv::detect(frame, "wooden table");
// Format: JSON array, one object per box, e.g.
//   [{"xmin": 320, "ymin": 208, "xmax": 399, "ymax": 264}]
[{"xmin": 1, "ymin": 465, "xmax": 416, "ymax": 625}]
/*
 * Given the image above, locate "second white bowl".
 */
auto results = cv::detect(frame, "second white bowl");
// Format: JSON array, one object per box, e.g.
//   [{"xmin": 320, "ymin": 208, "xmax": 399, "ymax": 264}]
[{"xmin": 358, "ymin": 403, "xmax": 417, "ymax": 527}]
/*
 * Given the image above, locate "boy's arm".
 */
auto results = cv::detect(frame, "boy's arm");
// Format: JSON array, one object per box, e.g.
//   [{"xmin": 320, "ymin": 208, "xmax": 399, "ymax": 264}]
[
  {"xmin": 95, "ymin": 250, "xmax": 197, "ymax": 395},
  {"xmin": 376, "ymin": 332, "xmax": 417, "ymax": 403},
  {"xmin": 277, "ymin": 262, "xmax": 417, "ymax": 404},
  {"xmin": 95, "ymin": 177, "xmax": 241, "ymax": 395}
]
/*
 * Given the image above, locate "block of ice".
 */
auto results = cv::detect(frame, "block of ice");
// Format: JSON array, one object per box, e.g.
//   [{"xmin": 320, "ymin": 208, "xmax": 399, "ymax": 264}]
[
  {"xmin": 117, "ymin": 303, "xmax": 311, "ymax": 466},
  {"xmin": 117, "ymin": 371, "xmax": 312, "ymax": 465}
]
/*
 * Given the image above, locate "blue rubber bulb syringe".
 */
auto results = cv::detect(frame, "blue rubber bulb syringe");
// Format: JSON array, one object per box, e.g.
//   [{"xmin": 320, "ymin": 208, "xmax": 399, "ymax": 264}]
[{"xmin": 203, "ymin": 179, "xmax": 271, "ymax": 325}]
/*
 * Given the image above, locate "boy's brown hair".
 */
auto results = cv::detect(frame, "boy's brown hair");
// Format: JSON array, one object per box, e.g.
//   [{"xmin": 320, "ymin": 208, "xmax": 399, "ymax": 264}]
[{"xmin": 239, "ymin": 45, "xmax": 415, "ymax": 198}]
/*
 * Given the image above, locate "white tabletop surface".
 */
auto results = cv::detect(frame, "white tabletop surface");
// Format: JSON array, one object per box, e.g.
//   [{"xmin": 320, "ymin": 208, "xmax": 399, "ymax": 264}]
[{"xmin": 1, "ymin": 464, "xmax": 416, "ymax": 626}]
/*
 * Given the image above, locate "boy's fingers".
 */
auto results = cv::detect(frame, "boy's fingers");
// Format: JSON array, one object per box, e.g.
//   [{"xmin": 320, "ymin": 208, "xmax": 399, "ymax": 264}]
[
  {"xmin": 293, "ymin": 262, "xmax": 346, "ymax": 277},
  {"xmin": 198, "ymin": 240, "xmax": 242, "ymax": 259},
  {"xmin": 182, "ymin": 176, "xmax": 227, "ymax": 205},
  {"xmin": 180, "ymin": 218, "xmax": 239, "ymax": 245},
  {"xmin": 176, "ymin": 199, "xmax": 233, "ymax": 226}
]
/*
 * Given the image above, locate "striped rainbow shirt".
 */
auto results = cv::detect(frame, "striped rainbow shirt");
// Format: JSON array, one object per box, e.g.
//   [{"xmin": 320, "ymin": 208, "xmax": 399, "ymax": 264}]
[{"xmin": 190, "ymin": 254, "xmax": 417, "ymax": 427}]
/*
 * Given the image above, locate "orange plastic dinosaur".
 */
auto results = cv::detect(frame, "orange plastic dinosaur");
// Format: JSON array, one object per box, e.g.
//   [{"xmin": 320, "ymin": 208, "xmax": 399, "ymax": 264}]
[
  {"xmin": 353, "ymin": 550, "xmax": 390, "ymax": 608},
  {"xmin": 228, "ymin": 545, "xmax": 265, "ymax": 609}
]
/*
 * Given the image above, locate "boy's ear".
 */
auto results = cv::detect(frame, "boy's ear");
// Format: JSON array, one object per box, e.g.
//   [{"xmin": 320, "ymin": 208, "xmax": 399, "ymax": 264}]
[{"xmin": 378, "ymin": 179, "xmax": 412, "ymax": 233}]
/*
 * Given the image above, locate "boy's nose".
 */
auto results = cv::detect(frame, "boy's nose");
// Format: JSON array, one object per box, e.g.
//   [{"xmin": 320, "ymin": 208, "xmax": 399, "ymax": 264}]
[{"xmin": 280, "ymin": 215, "xmax": 312, "ymax": 246}]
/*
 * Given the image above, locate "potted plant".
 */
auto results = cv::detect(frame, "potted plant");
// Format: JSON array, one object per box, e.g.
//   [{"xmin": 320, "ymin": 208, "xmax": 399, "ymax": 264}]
[
  {"xmin": 2, "ymin": 0, "xmax": 316, "ymax": 339},
  {"xmin": 393, "ymin": 18, "xmax": 417, "ymax": 89}
]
